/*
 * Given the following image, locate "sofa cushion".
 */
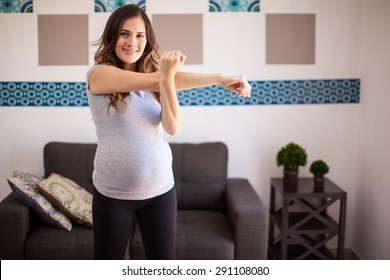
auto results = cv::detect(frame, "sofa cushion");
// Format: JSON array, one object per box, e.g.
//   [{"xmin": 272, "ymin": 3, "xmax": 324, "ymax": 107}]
[
  {"xmin": 7, "ymin": 171, "xmax": 72, "ymax": 231},
  {"xmin": 170, "ymin": 143, "xmax": 228, "ymax": 211},
  {"xmin": 175, "ymin": 181, "xmax": 226, "ymax": 211},
  {"xmin": 131, "ymin": 210, "xmax": 235, "ymax": 260},
  {"xmin": 176, "ymin": 211, "xmax": 234, "ymax": 259},
  {"xmin": 25, "ymin": 223, "xmax": 93, "ymax": 260},
  {"xmin": 171, "ymin": 142, "xmax": 228, "ymax": 182},
  {"xmin": 37, "ymin": 173, "xmax": 93, "ymax": 227},
  {"xmin": 43, "ymin": 142, "xmax": 96, "ymax": 193}
]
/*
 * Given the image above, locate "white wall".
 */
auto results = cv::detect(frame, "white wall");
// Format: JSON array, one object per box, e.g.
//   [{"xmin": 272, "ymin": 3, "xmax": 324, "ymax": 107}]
[
  {"xmin": 354, "ymin": 0, "xmax": 390, "ymax": 260},
  {"xmin": 0, "ymin": 0, "xmax": 367, "ymax": 253}
]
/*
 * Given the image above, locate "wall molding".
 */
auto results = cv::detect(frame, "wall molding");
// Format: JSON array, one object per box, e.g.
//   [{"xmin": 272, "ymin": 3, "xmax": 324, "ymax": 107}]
[{"xmin": 0, "ymin": 79, "xmax": 360, "ymax": 107}]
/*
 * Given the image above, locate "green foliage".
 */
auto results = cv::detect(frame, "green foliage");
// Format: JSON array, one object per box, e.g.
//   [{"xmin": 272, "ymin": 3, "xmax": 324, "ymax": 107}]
[
  {"xmin": 276, "ymin": 143, "xmax": 307, "ymax": 169},
  {"xmin": 309, "ymin": 160, "xmax": 330, "ymax": 174}
]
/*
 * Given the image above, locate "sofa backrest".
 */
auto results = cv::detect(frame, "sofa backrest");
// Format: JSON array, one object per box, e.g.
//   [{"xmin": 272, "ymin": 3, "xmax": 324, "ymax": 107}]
[
  {"xmin": 170, "ymin": 142, "xmax": 228, "ymax": 212},
  {"xmin": 44, "ymin": 141, "xmax": 228, "ymax": 211},
  {"xmin": 44, "ymin": 142, "xmax": 96, "ymax": 193}
]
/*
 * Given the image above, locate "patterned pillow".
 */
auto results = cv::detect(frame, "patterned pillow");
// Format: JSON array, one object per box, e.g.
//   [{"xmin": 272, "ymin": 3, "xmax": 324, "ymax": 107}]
[
  {"xmin": 37, "ymin": 173, "xmax": 93, "ymax": 227},
  {"xmin": 7, "ymin": 171, "xmax": 72, "ymax": 231}
]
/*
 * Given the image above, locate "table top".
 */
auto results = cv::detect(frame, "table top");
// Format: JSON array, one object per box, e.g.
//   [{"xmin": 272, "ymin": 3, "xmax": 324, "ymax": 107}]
[{"xmin": 271, "ymin": 178, "xmax": 346, "ymax": 197}]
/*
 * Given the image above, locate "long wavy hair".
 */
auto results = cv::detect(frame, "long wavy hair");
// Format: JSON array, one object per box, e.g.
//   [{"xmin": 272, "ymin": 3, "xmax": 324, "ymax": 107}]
[{"xmin": 93, "ymin": 4, "xmax": 160, "ymax": 109}]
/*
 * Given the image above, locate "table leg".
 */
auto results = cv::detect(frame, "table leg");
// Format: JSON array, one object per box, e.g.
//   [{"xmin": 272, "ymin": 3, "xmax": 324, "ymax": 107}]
[{"xmin": 337, "ymin": 196, "xmax": 347, "ymax": 259}]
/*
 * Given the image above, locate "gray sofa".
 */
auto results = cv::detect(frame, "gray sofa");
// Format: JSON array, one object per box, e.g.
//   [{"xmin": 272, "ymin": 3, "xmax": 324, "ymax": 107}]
[{"xmin": 0, "ymin": 141, "xmax": 267, "ymax": 260}]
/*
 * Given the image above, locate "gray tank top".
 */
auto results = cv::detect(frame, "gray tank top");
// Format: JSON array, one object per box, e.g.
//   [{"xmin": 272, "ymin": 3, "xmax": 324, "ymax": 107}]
[{"xmin": 86, "ymin": 65, "xmax": 174, "ymax": 200}]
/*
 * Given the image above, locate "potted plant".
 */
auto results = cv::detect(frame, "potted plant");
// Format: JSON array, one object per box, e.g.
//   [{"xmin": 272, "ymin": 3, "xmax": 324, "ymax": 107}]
[
  {"xmin": 309, "ymin": 160, "xmax": 329, "ymax": 187},
  {"xmin": 277, "ymin": 143, "xmax": 307, "ymax": 184}
]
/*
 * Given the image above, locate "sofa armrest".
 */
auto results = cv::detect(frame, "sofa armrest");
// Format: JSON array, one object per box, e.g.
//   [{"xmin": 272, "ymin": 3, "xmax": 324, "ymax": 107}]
[
  {"xmin": 225, "ymin": 178, "xmax": 267, "ymax": 259},
  {"xmin": 0, "ymin": 193, "xmax": 33, "ymax": 259}
]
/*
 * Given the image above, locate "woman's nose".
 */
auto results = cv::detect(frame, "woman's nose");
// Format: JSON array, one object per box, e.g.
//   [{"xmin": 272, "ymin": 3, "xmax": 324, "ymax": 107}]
[{"xmin": 126, "ymin": 37, "xmax": 136, "ymax": 47}]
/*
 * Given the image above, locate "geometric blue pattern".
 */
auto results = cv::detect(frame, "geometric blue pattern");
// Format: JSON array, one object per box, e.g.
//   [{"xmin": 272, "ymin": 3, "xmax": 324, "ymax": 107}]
[
  {"xmin": 0, "ymin": 79, "xmax": 360, "ymax": 107},
  {"xmin": 95, "ymin": 0, "xmax": 146, "ymax": 12},
  {"xmin": 179, "ymin": 79, "xmax": 360, "ymax": 106},
  {"xmin": 0, "ymin": 82, "xmax": 87, "ymax": 107},
  {"xmin": 209, "ymin": 0, "xmax": 260, "ymax": 12},
  {"xmin": 0, "ymin": 0, "xmax": 33, "ymax": 13}
]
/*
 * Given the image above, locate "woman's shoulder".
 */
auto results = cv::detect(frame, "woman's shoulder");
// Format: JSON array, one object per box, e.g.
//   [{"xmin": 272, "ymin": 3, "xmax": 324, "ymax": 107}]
[
  {"xmin": 87, "ymin": 64, "xmax": 116, "ymax": 82},
  {"xmin": 88, "ymin": 63, "xmax": 109, "ymax": 72},
  {"xmin": 86, "ymin": 64, "xmax": 110, "ymax": 94}
]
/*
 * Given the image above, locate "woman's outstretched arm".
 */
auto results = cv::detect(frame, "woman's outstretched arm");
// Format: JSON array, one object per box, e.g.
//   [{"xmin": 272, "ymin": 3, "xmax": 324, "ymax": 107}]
[
  {"xmin": 88, "ymin": 65, "xmax": 160, "ymax": 94},
  {"xmin": 175, "ymin": 72, "xmax": 251, "ymax": 98},
  {"xmin": 89, "ymin": 64, "xmax": 251, "ymax": 98}
]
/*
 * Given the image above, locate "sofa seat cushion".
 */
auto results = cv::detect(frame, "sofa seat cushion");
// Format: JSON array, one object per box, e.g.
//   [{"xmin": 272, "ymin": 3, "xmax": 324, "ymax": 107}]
[
  {"xmin": 131, "ymin": 210, "xmax": 234, "ymax": 260},
  {"xmin": 176, "ymin": 210, "xmax": 235, "ymax": 259},
  {"xmin": 25, "ymin": 223, "xmax": 93, "ymax": 260}
]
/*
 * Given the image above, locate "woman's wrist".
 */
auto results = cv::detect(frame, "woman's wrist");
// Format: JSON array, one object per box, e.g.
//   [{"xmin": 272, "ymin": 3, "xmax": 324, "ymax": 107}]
[
  {"xmin": 215, "ymin": 73, "xmax": 224, "ymax": 86},
  {"xmin": 160, "ymin": 71, "xmax": 176, "ymax": 80}
]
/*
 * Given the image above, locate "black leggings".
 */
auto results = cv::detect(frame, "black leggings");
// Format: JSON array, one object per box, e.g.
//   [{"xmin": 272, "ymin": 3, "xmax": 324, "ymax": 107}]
[{"xmin": 92, "ymin": 187, "xmax": 177, "ymax": 260}]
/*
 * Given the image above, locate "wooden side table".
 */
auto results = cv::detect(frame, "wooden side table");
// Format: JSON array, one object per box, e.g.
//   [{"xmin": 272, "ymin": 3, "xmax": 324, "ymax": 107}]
[{"xmin": 268, "ymin": 178, "xmax": 347, "ymax": 260}]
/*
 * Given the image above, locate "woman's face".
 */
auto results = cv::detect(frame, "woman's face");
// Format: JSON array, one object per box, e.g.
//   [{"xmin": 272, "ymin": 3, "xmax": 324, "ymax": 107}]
[{"xmin": 115, "ymin": 16, "xmax": 147, "ymax": 71}]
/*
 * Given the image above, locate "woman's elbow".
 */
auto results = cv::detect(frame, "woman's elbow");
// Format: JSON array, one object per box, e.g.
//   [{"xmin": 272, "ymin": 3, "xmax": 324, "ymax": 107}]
[{"xmin": 164, "ymin": 122, "xmax": 180, "ymax": 136}]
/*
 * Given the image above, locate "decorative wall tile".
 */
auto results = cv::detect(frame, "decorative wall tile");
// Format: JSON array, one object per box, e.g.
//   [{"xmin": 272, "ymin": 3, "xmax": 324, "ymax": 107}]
[
  {"xmin": 153, "ymin": 14, "xmax": 203, "ymax": 64},
  {"xmin": 209, "ymin": 0, "xmax": 260, "ymax": 12},
  {"xmin": 38, "ymin": 15, "xmax": 89, "ymax": 65},
  {"xmin": 95, "ymin": 0, "xmax": 145, "ymax": 12},
  {"xmin": 0, "ymin": 0, "xmax": 32, "ymax": 13},
  {"xmin": 0, "ymin": 79, "xmax": 359, "ymax": 107},
  {"xmin": 266, "ymin": 14, "xmax": 316, "ymax": 64}
]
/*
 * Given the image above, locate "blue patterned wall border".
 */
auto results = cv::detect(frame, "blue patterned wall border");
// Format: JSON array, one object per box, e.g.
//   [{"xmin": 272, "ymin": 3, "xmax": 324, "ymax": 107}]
[
  {"xmin": 0, "ymin": 82, "xmax": 88, "ymax": 107},
  {"xmin": 210, "ymin": 0, "xmax": 260, "ymax": 12},
  {"xmin": 0, "ymin": 79, "xmax": 359, "ymax": 107},
  {"xmin": 181, "ymin": 79, "xmax": 360, "ymax": 106},
  {"xmin": 0, "ymin": 0, "xmax": 32, "ymax": 13},
  {"xmin": 95, "ymin": 0, "xmax": 145, "ymax": 12}
]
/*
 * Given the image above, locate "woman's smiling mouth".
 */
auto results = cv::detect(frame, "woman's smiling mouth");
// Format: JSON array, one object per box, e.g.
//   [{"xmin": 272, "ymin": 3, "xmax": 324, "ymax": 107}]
[{"xmin": 123, "ymin": 48, "xmax": 138, "ymax": 55}]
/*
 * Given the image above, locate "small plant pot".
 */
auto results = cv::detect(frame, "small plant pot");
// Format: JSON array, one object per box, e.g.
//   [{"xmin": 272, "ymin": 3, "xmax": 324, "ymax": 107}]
[
  {"xmin": 284, "ymin": 168, "xmax": 298, "ymax": 185},
  {"xmin": 313, "ymin": 173, "xmax": 325, "ymax": 188}
]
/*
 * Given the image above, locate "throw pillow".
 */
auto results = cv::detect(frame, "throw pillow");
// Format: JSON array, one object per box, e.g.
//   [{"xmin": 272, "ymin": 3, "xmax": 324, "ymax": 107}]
[
  {"xmin": 7, "ymin": 170, "xmax": 72, "ymax": 231},
  {"xmin": 37, "ymin": 173, "xmax": 93, "ymax": 227}
]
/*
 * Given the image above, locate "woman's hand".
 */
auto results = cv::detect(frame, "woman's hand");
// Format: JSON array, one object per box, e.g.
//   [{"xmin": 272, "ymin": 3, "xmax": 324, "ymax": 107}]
[
  {"xmin": 220, "ymin": 75, "xmax": 252, "ymax": 98},
  {"xmin": 160, "ymin": 50, "xmax": 186, "ymax": 79}
]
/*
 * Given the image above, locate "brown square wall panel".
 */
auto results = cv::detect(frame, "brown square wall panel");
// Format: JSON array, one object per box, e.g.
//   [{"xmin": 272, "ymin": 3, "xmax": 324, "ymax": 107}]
[
  {"xmin": 38, "ymin": 15, "xmax": 89, "ymax": 65},
  {"xmin": 266, "ymin": 14, "xmax": 315, "ymax": 64},
  {"xmin": 153, "ymin": 14, "xmax": 203, "ymax": 64}
]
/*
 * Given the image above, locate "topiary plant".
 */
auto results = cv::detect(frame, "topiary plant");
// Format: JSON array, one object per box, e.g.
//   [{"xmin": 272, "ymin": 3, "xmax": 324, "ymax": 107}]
[
  {"xmin": 277, "ymin": 143, "xmax": 307, "ymax": 184},
  {"xmin": 310, "ymin": 160, "xmax": 329, "ymax": 187},
  {"xmin": 276, "ymin": 143, "xmax": 308, "ymax": 170},
  {"xmin": 309, "ymin": 160, "xmax": 330, "ymax": 175}
]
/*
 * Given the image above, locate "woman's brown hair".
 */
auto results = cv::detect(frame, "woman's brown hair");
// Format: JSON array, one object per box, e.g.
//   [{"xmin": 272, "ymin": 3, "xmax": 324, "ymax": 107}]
[{"xmin": 93, "ymin": 4, "xmax": 160, "ymax": 109}]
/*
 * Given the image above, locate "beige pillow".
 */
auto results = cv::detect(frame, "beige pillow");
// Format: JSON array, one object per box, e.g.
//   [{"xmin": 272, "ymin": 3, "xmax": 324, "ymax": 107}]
[{"xmin": 37, "ymin": 173, "xmax": 93, "ymax": 227}]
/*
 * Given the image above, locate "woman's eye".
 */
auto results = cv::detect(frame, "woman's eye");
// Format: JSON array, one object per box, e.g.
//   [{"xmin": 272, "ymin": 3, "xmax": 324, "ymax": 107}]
[{"xmin": 120, "ymin": 32, "xmax": 128, "ymax": 37}]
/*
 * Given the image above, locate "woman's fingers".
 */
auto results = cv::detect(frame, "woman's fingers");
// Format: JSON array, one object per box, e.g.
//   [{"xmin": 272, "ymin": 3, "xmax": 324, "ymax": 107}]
[
  {"xmin": 162, "ymin": 50, "xmax": 185, "ymax": 64},
  {"xmin": 230, "ymin": 77, "xmax": 251, "ymax": 98},
  {"xmin": 161, "ymin": 50, "xmax": 186, "ymax": 75},
  {"xmin": 221, "ymin": 75, "xmax": 251, "ymax": 98},
  {"xmin": 237, "ymin": 79, "xmax": 251, "ymax": 98}
]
